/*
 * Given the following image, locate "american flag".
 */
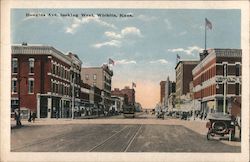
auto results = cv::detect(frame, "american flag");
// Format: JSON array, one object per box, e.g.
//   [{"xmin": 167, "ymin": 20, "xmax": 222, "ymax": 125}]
[
  {"xmin": 205, "ymin": 18, "xmax": 212, "ymax": 30},
  {"xmin": 132, "ymin": 82, "xmax": 136, "ymax": 88},
  {"xmin": 108, "ymin": 58, "xmax": 115, "ymax": 65}
]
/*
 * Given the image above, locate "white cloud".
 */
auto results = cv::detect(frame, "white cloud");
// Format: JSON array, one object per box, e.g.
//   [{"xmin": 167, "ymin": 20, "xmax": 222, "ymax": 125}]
[
  {"xmin": 115, "ymin": 59, "xmax": 137, "ymax": 65},
  {"xmin": 137, "ymin": 15, "xmax": 158, "ymax": 22},
  {"xmin": 164, "ymin": 19, "xmax": 172, "ymax": 30},
  {"xmin": 66, "ymin": 15, "xmax": 117, "ymax": 34},
  {"xmin": 150, "ymin": 59, "xmax": 168, "ymax": 64},
  {"xmin": 178, "ymin": 31, "xmax": 187, "ymax": 36},
  {"xmin": 104, "ymin": 31, "xmax": 122, "ymax": 39},
  {"xmin": 105, "ymin": 27, "xmax": 142, "ymax": 40},
  {"xmin": 168, "ymin": 46, "xmax": 203, "ymax": 55},
  {"xmin": 92, "ymin": 40, "xmax": 121, "ymax": 48}
]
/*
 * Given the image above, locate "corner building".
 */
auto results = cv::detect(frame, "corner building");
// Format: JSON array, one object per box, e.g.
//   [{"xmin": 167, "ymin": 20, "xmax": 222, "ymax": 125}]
[
  {"xmin": 192, "ymin": 49, "xmax": 242, "ymax": 117},
  {"xmin": 11, "ymin": 44, "xmax": 82, "ymax": 118}
]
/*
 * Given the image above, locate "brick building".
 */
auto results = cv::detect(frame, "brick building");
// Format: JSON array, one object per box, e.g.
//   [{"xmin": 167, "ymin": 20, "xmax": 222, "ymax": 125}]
[
  {"xmin": 111, "ymin": 86, "xmax": 135, "ymax": 105},
  {"xmin": 111, "ymin": 88, "xmax": 128, "ymax": 105},
  {"xmin": 81, "ymin": 65, "xmax": 113, "ymax": 111},
  {"xmin": 11, "ymin": 44, "xmax": 81, "ymax": 118},
  {"xmin": 192, "ymin": 49, "xmax": 242, "ymax": 117},
  {"xmin": 175, "ymin": 60, "xmax": 199, "ymax": 108}
]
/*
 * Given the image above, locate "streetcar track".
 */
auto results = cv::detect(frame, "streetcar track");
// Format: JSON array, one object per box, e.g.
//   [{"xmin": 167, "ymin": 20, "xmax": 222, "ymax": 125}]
[
  {"xmin": 12, "ymin": 125, "xmax": 121, "ymax": 151},
  {"xmin": 124, "ymin": 125, "xmax": 142, "ymax": 152},
  {"xmin": 88, "ymin": 125, "xmax": 142, "ymax": 152},
  {"xmin": 88, "ymin": 126, "xmax": 129, "ymax": 152}
]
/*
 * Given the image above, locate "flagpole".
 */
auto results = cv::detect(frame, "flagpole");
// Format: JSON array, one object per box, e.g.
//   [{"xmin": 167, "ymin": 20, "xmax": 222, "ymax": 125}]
[{"xmin": 205, "ymin": 19, "xmax": 207, "ymax": 50}]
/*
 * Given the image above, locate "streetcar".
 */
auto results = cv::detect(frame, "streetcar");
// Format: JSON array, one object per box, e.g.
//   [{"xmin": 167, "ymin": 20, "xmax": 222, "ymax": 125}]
[{"xmin": 123, "ymin": 104, "xmax": 135, "ymax": 118}]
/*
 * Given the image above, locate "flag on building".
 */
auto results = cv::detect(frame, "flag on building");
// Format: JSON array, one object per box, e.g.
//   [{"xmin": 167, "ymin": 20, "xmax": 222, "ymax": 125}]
[
  {"xmin": 108, "ymin": 58, "xmax": 115, "ymax": 65},
  {"xmin": 205, "ymin": 18, "xmax": 212, "ymax": 30},
  {"xmin": 132, "ymin": 82, "xmax": 136, "ymax": 88}
]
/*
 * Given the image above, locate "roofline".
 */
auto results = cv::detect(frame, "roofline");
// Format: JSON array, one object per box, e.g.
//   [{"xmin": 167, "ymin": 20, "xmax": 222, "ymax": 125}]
[{"xmin": 174, "ymin": 60, "xmax": 200, "ymax": 69}]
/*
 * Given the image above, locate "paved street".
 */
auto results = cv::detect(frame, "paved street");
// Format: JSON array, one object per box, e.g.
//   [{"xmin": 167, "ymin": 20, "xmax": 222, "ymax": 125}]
[{"xmin": 11, "ymin": 113, "xmax": 240, "ymax": 152}]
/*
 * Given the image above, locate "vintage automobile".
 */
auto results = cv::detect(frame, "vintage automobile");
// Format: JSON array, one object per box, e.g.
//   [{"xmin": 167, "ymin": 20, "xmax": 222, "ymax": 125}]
[{"xmin": 206, "ymin": 113, "xmax": 236, "ymax": 141}]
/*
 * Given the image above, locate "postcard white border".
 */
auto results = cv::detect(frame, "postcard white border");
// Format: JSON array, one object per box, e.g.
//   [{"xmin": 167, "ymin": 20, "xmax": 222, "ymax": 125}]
[{"xmin": 1, "ymin": 1, "xmax": 249, "ymax": 162}]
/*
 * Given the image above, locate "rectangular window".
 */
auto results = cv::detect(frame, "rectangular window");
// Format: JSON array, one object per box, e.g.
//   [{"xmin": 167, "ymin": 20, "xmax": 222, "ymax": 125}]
[
  {"xmin": 235, "ymin": 83, "xmax": 240, "ymax": 95},
  {"xmin": 12, "ymin": 79, "xmax": 17, "ymax": 93},
  {"xmin": 52, "ymin": 64, "xmax": 56, "ymax": 74},
  {"xmin": 29, "ymin": 58, "xmax": 35, "ymax": 74},
  {"xmin": 93, "ymin": 74, "xmax": 97, "ymax": 80},
  {"xmin": 12, "ymin": 58, "xmax": 18, "ymax": 73},
  {"xmin": 28, "ymin": 79, "xmax": 34, "ymax": 94},
  {"xmin": 85, "ymin": 74, "xmax": 89, "ymax": 80},
  {"xmin": 222, "ymin": 64, "xmax": 228, "ymax": 76},
  {"xmin": 236, "ymin": 64, "xmax": 240, "ymax": 76}
]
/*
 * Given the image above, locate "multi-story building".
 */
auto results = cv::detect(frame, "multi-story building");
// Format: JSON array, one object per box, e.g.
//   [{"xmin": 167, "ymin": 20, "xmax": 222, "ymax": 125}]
[
  {"xmin": 120, "ymin": 86, "xmax": 135, "ymax": 105},
  {"xmin": 175, "ymin": 60, "xmax": 199, "ymax": 108},
  {"xmin": 11, "ymin": 44, "xmax": 81, "ymax": 118},
  {"xmin": 164, "ymin": 76, "xmax": 176, "ymax": 108},
  {"xmin": 111, "ymin": 87, "xmax": 135, "ymax": 105},
  {"xmin": 192, "ymin": 49, "xmax": 242, "ymax": 117},
  {"xmin": 160, "ymin": 81, "xmax": 166, "ymax": 104},
  {"xmin": 81, "ymin": 65, "xmax": 113, "ymax": 111}
]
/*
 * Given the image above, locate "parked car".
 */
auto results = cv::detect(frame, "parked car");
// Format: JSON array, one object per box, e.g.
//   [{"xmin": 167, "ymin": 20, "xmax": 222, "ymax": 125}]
[{"xmin": 206, "ymin": 113, "xmax": 236, "ymax": 141}]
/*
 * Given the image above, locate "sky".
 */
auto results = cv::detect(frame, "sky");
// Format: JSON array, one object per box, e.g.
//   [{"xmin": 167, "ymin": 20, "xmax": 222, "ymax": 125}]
[{"xmin": 11, "ymin": 9, "xmax": 241, "ymax": 108}]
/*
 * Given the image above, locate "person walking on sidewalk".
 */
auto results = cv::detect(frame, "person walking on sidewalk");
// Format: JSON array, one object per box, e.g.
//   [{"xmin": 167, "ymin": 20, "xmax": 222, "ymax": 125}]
[
  {"xmin": 28, "ymin": 111, "xmax": 32, "ymax": 122},
  {"xmin": 32, "ymin": 112, "xmax": 36, "ymax": 123}
]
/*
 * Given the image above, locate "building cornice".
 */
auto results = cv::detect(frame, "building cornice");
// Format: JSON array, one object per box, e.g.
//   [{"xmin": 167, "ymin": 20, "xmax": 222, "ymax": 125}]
[{"xmin": 12, "ymin": 45, "xmax": 72, "ymax": 65}]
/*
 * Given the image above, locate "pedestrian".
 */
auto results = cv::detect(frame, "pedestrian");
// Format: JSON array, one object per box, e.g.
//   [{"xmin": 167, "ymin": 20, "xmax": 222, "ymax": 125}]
[
  {"xmin": 56, "ymin": 111, "xmax": 59, "ymax": 119},
  {"xmin": 32, "ymin": 112, "xmax": 36, "ymax": 123},
  {"xmin": 200, "ymin": 113, "xmax": 203, "ymax": 120},
  {"xmin": 28, "ymin": 111, "xmax": 32, "ymax": 122},
  {"xmin": 204, "ymin": 113, "xmax": 207, "ymax": 120}
]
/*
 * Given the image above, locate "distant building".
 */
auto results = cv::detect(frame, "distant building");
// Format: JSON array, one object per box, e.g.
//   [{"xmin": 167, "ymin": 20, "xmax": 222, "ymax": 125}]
[
  {"xmin": 11, "ymin": 44, "xmax": 82, "ymax": 118},
  {"xmin": 111, "ymin": 96, "xmax": 122, "ymax": 113},
  {"xmin": 81, "ymin": 65, "xmax": 113, "ymax": 111},
  {"xmin": 164, "ymin": 76, "xmax": 176, "ymax": 108},
  {"xmin": 111, "ymin": 88, "xmax": 128, "ymax": 105},
  {"xmin": 120, "ymin": 86, "xmax": 135, "ymax": 105},
  {"xmin": 175, "ymin": 60, "xmax": 199, "ymax": 108},
  {"xmin": 111, "ymin": 86, "xmax": 135, "ymax": 105},
  {"xmin": 160, "ymin": 81, "xmax": 166, "ymax": 104},
  {"xmin": 192, "ymin": 49, "xmax": 242, "ymax": 117}
]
